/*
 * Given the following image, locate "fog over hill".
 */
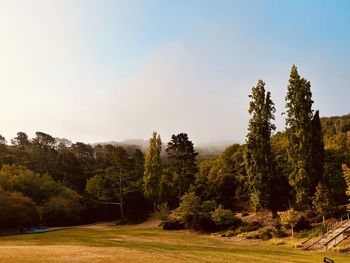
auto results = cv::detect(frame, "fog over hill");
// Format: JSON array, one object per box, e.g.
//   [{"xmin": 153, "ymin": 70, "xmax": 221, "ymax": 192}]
[{"xmin": 92, "ymin": 139, "xmax": 235, "ymax": 159}]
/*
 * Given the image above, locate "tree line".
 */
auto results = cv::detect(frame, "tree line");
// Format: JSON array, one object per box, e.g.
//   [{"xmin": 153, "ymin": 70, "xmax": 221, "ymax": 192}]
[{"xmin": 0, "ymin": 65, "xmax": 349, "ymax": 231}]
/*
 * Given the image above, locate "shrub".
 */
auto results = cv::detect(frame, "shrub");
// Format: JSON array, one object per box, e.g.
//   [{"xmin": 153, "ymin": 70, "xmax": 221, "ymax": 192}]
[
  {"xmin": 223, "ymin": 230, "xmax": 236, "ymax": 237},
  {"xmin": 246, "ymin": 229, "xmax": 273, "ymax": 240},
  {"xmin": 271, "ymin": 218, "xmax": 287, "ymax": 237},
  {"xmin": 174, "ymin": 192, "xmax": 201, "ymax": 229},
  {"xmin": 200, "ymin": 200, "xmax": 217, "ymax": 218},
  {"xmin": 273, "ymin": 229, "xmax": 287, "ymax": 237},
  {"xmin": 157, "ymin": 203, "xmax": 170, "ymax": 222},
  {"xmin": 294, "ymin": 216, "xmax": 311, "ymax": 231},
  {"xmin": 0, "ymin": 189, "xmax": 40, "ymax": 228},
  {"xmin": 43, "ymin": 188, "xmax": 83, "ymax": 226},
  {"xmin": 211, "ymin": 205, "xmax": 236, "ymax": 228},
  {"xmin": 231, "ymin": 221, "xmax": 261, "ymax": 235},
  {"xmin": 297, "ymin": 226, "xmax": 323, "ymax": 239},
  {"xmin": 162, "ymin": 217, "xmax": 184, "ymax": 230},
  {"xmin": 260, "ymin": 229, "xmax": 273, "ymax": 240}
]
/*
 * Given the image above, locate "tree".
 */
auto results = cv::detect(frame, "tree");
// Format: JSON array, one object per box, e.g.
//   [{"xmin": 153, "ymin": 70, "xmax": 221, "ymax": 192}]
[
  {"xmin": 192, "ymin": 145, "xmax": 241, "ymax": 210},
  {"xmin": 144, "ymin": 132, "xmax": 163, "ymax": 212},
  {"xmin": 280, "ymin": 209, "xmax": 300, "ymax": 237},
  {"xmin": 0, "ymin": 164, "xmax": 83, "ymax": 227},
  {"xmin": 312, "ymin": 182, "xmax": 335, "ymax": 217},
  {"xmin": 173, "ymin": 192, "xmax": 201, "ymax": 229},
  {"xmin": 54, "ymin": 149, "xmax": 85, "ymax": 192},
  {"xmin": 11, "ymin": 132, "xmax": 31, "ymax": 166},
  {"xmin": 43, "ymin": 188, "xmax": 83, "ymax": 226},
  {"xmin": 343, "ymin": 164, "xmax": 350, "ymax": 211},
  {"xmin": 0, "ymin": 188, "xmax": 40, "ymax": 229},
  {"xmin": 245, "ymin": 80, "xmax": 276, "ymax": 212},
  {"xmin": 285, "ymin": 65, "xmax": 314, "ymax": 208},
  {"xmin": 71, "ymin": 142, "xmax": 95, "ymax": 178},
  {"xmin": 31, "ymin": 132, "xmax": 57, "ymax": 174},
  {"xmin": 166, "ymin": 133, "xmax": 197, "ymax": 201},
  {"xmin": 0, "ymin": 134, "xmax": 11, "ymax": 165},
  {"xmin": 86, "ymin": 146, "xmax": 138, "ymax": 224},
  {"xmin": 310, "ymin": 110, "xmax": 325, "ymax": 192}
]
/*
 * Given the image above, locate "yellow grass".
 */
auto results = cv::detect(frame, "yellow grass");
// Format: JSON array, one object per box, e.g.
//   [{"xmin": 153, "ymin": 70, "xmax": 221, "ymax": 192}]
[{"xmin": 0, "ymin": 219, "xmax": 349, "ymax": 263}]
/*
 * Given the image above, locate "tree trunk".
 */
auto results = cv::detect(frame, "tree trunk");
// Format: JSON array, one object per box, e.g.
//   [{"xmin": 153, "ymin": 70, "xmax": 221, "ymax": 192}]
[
  {"xmin": 119, "ymin": 172, "xmax": 125, "ymax": 225},
  {"xmin": 153, "ymin": 201, "xmax": 157, "ymax": 214},
  {"xmin": 120, "ymin": 202, "xmax": 124, "ymax": 225},
  {"xmin": 291, "ymin": 225, "xmax": 294, "ymax": 237},
  {"xmin": 178, "ymin": 173, "xmax": 182, "ymax": 201},
  {"xmin": 272, "ymin": 209, "xmax": 278, "ymax": 219}
]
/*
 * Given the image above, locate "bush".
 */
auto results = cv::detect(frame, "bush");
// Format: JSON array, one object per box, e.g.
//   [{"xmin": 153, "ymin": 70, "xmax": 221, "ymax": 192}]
[
  {"xmin": 296, "ymin": 226, "xmax": 323, "ymax": 238},
  {"xmin": 168, "ymin": 193, "xmax": 241, "ymax": 232},
  {"xmin": 162, "ymin": 218, "xmax": 184, "ymax": 230},
  {"xmin": 223, "ymin": 230, "xmax": 236, "ymax": 237},
  {"xmin": 211, "ymin": 205, "xmax": 236, "ymax": 228},
  {"xmin": 157, "ymin": 203, "xmax": 170, "ymax": 222},
  {"xmin": 193, "ymin": 216, "xmax": 218, "ymax": 232},
  {"xmin": 0, "ymin": 189, "xmax": 40, "ymax": 228},
  {"xmin": 246, "ymin": 229, "xmax": 273, "ymax": 240},
  {"xmin": 43, "ymin": 188, "xmax": 83, "ymax": 226},
  {"xmin": 241, "ymin": 212, "xmax": 249, "ymax": 217},
  {"xmin": 260, "ymin": 229, "xmax": 273, "ymax": 240},
  {"xmin": 230, "ymin": 221, "xmax": 261, "ymax": 235},
  {"xmin": 174, "ymin": 192, "xmax": 201, "ymax": 229},
  {"xmin": 271, "ymin": 219, "xmax": 287, "ymax": 237},
  {"xmin": 273, "ymin": 229, "xmax": 287, "ymax": 237},
  {"xmin": 294, "ymin": 216, "xmax": 311, "ymax": 231}
]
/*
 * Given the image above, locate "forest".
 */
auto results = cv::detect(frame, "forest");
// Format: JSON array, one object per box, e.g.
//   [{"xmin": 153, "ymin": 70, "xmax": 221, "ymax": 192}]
[{"xmin": 1, "ymin": 65, "xmax": 350, "ymax": 233}]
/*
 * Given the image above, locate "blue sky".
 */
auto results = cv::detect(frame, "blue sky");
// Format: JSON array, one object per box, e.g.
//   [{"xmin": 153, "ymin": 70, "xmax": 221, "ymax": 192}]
[{"xmin": 0, "ymin": 0, "xmax": 349, "ymax": 145}]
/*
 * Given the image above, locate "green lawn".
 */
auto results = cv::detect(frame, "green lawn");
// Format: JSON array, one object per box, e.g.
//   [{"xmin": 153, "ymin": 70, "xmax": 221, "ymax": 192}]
[{"xmin": 0, "ymin": 222, "xmax": 348, "ymax": 263}]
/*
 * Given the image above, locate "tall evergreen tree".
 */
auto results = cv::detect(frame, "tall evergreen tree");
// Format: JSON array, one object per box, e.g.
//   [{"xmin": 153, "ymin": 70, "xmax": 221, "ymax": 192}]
[
  {"xmin": 166, "ymin": 133, "xmax": 197, "ymax": 201},
  {"xmin": 310, "ymin": 110, "xmax": 325, "ymax": 191},
  {"xmin": 285, "ymin": 65, "xmax": 314, "ymax": 207},
  {"xmin": 245, "ymin": 80, "xmax": 276, "ymax": 211},
  {"xmin": 143, "ymin": 132, "xmax": 163, "ymax": 212}
]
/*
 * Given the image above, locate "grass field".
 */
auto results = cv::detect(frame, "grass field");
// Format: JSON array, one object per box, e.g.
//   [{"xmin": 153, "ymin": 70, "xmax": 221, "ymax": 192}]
[{"xmin": 0, "ymin": 219, "xmax": 349, "ymax": 263}]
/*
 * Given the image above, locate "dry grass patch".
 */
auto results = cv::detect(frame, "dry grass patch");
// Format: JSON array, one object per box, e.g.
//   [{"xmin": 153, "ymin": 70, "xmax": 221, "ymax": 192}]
[{"xmin": 0, "ymin": 219, "xmax": 349, "ymax": 262}]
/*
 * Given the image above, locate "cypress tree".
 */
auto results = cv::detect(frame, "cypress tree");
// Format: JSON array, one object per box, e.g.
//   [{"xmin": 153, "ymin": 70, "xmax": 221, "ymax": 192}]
[
  {"xmin": 310, "ymin": 110, "xmax": 325, "ymax": 191},
  {"xmin": 144, "ymin": 132, "xmax": 163, "ymax": 212},
  {"xmin": 285, "ymin": 65, "xmax": 314, "ymax": 208},
  {"xmin": 245, "ymin": 80, "xmax": 276, "ymax": 211}
]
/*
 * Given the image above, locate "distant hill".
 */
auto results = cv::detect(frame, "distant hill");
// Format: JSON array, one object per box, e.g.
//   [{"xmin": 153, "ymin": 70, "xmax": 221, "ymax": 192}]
[
  {"xmin": 92, "ymin": 139, "xmax": 235, "ymax": 159},
  {"xmin": 195, "ymin": 141, "xmax": 236, "ymax": 160},
  {"xmin": 92, "ymin": 139, "xmax": 150, "ymax": 153}
]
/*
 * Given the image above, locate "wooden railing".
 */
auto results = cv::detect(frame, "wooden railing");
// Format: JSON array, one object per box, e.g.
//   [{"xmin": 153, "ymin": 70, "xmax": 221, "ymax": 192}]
[
  {"xmin": 302, "ymin": 213, "xmax": 349, "ymax": 250},
  {"xmin": 302, "ymin": 234, "xmax": 323, "ymax": 250},
  {"xmin": 324, "ymin": 225, "xmax": 350, "ymax": 251}
]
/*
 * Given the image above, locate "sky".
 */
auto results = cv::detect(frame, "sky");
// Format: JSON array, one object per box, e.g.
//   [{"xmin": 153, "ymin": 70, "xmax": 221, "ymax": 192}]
[{"xmin": 0, "ymin": 0, "xmax": 350, "ymax": 145}]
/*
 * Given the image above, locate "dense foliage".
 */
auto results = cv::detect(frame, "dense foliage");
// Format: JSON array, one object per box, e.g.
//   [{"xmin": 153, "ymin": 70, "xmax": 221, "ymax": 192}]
[{"xmin": 0, "ymin": 65, "xmax": 349, "ymax": 232}]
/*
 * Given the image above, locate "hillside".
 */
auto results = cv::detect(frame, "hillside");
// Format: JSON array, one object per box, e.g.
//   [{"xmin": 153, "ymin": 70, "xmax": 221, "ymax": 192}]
[{"xmin": 321, "ymin": 114, "xmax": 350, "ymax": 151}]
